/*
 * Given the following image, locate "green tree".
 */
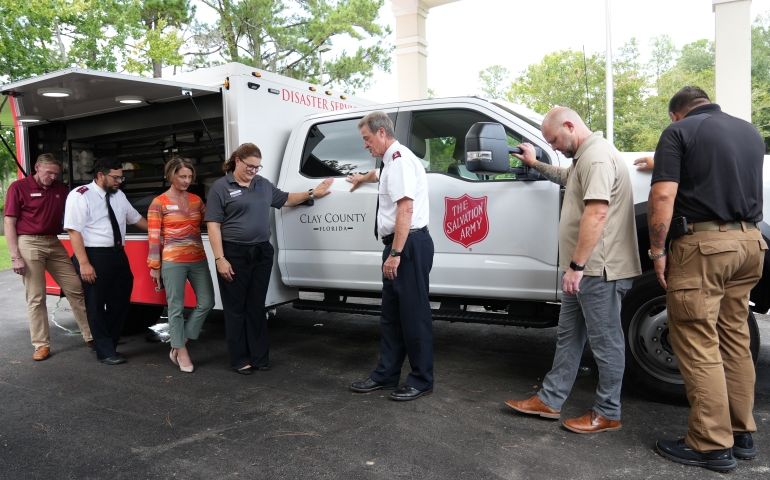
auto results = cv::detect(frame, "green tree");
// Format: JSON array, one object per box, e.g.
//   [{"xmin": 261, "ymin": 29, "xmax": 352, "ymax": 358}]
[
  {"xmin": 612, "ymin": 39, "xmax": 652, "ymax": 151},
  {"xmin": 478, "ymin": 64, "xmax": 511, "ymax": 100},
  {"xmin": 497, "ymin": 37, "xmax": 722, "ymax": 152},
  {"xmin": 0, "ymin": 1, "xmax": 68, "ymax": 81},
  {"xmin": 196, "ymin": 0, "xmax": 391, "ymax": 91},
  {"xmin": 124, "ymin": 0, "xmax": 192, "ymax": 77},
  {"xmin": 752, "ymin": 13, "xmax": 770, "ymax": 149},
  {"xmin": 649, "ymin": 35, "xmax": 677, "ymax": 83},
  {"xmin": 507, "ymin": 49, "xmax": 606, "ymax": 132}
]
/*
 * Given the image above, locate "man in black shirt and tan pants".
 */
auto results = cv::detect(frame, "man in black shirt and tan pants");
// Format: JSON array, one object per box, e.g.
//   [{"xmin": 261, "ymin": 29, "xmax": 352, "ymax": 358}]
[{"xmin": 649, "ymin": 86, "xmax": 767, "ymax": 472}]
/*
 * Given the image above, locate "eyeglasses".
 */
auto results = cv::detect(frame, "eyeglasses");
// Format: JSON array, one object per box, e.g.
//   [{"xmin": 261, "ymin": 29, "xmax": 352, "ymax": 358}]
[
  {"xmin": 107, "ymin": 174, "xmax": 126, "ymax": 182},
  {"xmin": 240, "ymin": 159, "xmax": 263, "ymax": 172}
]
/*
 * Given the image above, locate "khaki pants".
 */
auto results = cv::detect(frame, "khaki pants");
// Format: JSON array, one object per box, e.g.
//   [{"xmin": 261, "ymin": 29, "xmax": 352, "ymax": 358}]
[
  {"xmin": 18, "ymin": 235, "xmax": 92, "ymax": 349},
  {"xmin": 666, "ymin": 227, "xmax": 766, "ymax": 451}
]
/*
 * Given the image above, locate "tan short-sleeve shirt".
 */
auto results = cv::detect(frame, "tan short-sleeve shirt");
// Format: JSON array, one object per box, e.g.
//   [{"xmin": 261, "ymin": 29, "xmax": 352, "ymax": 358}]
[{"xmin": 558, "ymin": 132, "xmax": 641, "ymax": 281}]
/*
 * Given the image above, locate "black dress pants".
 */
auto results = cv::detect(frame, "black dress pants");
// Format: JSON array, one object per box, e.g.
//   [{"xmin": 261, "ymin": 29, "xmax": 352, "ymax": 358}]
[
  {"xmin": 218, "ymin": 241, "xmax": 273, "ymax": 369},
  {"xmin": 371, "ymin": 230, "xmax": 434, "ymax": 391},
  {"xmin": 73, "ymin": 247, "xmax": 133, "ymax": 360}
]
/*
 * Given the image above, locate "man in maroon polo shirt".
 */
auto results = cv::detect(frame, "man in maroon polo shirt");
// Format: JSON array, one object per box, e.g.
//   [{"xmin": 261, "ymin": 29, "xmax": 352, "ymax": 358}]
[{"xmin": 4, "ymin": 153, "xmax": 92, "ymax": 361}]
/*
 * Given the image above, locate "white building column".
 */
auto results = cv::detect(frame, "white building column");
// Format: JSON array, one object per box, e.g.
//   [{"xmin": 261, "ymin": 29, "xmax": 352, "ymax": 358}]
[
  {"xmin": 713, "ymin": 0, "xmax": 752, "ymax": 120},
  {"xmin": 391, "ymin": 0, "xmax": 458, "ymax": 101}
]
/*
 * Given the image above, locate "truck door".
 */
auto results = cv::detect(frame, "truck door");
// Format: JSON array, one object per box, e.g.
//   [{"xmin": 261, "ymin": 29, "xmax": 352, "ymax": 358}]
[
  {"xmin": 276, "ymin": 112, "xmax": 393, "ymax": 292},
  {"xmin": 276, "ymin": 104, "xmax": 561, "ymax": 301},
  {"xmin": 397, "ymin": 105, "xmax": 561, "ymax": 301}
]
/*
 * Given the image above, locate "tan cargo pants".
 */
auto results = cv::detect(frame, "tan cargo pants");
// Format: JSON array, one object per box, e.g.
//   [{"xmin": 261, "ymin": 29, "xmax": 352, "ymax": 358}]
[
  {"xmin": 666, "ymin": 226, "xmax": 766, "ymax": 451},
  {"xmin": 18, "ymin": 235, "xmax": 92, "ymax": 349}
]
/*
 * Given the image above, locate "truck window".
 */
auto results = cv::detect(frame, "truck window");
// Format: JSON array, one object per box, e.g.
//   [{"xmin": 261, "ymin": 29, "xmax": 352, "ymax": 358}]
[
  {"xmin": 300, "ymin": 118, "xmax": 375, "ymax": 177},
  {"xmin": 409, "ymin": 108, "xmax": 536, "ymax": 181}
]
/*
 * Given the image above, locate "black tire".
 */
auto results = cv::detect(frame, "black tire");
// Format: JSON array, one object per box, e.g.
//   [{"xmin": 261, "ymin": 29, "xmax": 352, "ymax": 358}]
[
  {"xmin": 123, "ymin": 304, "xmax": 165, "ymax": 335},
  {"xmin": 621, "ymin": 272, "xmax": 760, "ymax": 402}
]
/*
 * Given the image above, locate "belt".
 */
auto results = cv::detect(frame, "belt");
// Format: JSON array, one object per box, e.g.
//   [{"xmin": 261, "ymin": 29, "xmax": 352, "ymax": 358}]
[
  {"xmin": 687, "ymin": 220, "xmax": 757, "ymax": 233},
  {"xmin": 85, "ymin": 245, "xmax": 124, "ymax": 251},
  {"xmin": 382, "ymin": 226, "xmax": 428, "ymax": 245}
]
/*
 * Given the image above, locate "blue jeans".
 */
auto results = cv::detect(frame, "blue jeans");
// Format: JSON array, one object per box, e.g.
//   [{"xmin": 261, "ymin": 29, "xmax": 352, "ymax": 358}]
[
  {"xmin": 161, "ymin": 260, "xmax": 215, "ymax": 348},
  {"xmin": 538, "ymin": 275, "xmax": 632, "ymax": 420}
]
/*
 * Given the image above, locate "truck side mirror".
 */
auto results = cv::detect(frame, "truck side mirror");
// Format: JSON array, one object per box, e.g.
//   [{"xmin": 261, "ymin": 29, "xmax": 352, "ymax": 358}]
[{"xmin": 464, "ymin": 122, "xmax": 542, "ymax": 176}]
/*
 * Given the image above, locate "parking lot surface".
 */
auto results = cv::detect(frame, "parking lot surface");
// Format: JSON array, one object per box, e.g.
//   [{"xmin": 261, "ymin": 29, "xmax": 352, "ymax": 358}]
[{"xmin": 0, "ymin": 269, "xmax": 769, "ymax": 479}]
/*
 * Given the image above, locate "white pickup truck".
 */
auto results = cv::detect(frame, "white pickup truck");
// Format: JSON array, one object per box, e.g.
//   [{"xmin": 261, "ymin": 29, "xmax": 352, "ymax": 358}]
[{"xmin": 3, "ymin": 62, "xmax": 768, "ymax": 398}]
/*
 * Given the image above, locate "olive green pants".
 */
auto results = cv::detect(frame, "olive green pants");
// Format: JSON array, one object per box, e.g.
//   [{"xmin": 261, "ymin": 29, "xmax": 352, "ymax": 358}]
[{"xmin": 161, "ymin": 260, "xmax": 215, "ymax": 348}]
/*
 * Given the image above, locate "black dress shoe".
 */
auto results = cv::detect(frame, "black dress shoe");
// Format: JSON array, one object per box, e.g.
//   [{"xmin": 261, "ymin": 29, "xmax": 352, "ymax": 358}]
[
  {"xmin": 234, "ymin": 366, "xmax": 253, "ymax": 375},
  {"xmin": 656, "ymin": 438, "xmax": 736, "ymax": 472},
  {"xmin": 733, "ymin": 432, "xmax": 756, "ymax": 460},
  {"xmin": 101, "ymin": 356, "xmax": 127, "ymax": 365},
  {"xmin": 350, "ymin": 377, "xmax": 398, "ymax": 393},
  {"xmin": 389, "ymin": 385, "xmax": 433, "ymax": 402},
  {"xmin": 255, "ymin": 364, "xmax": 271, "ymax": 371}
]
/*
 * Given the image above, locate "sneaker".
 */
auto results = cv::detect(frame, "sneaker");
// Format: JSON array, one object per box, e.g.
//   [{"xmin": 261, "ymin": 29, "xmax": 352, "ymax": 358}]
[{"xmin": 733, "ymin": 432, "xmax": 756, "ymax": 460}]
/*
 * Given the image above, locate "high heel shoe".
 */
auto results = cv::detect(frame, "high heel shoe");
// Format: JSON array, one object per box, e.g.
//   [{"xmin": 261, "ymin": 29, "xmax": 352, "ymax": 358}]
[
  {"xmin": 175, "ymin": 347, "xmax": 194, "ymax": 373},
  {"xmin": 169, "ymin": 348, "xmax": 178, "ymax": 366},
  {"xmin": 179, "ymin": 363, "xmax": 194, "ymax": 373}
]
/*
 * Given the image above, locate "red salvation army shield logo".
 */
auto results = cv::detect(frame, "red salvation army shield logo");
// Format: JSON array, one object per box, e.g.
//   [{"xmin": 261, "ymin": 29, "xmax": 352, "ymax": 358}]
[{"xmin": 443, "ymin": 194, "xmax": 489, "ymax": 248}]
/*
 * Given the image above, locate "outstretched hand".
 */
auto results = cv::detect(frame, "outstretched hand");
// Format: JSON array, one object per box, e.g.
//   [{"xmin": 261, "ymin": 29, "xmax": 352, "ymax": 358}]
[
  {"xmin": 313, "ymin": 178, "xmax": 334, "ymax": 198},
  {"xmin": 633, "ymin": 156, "xmax": 654, "ymax": 172}
]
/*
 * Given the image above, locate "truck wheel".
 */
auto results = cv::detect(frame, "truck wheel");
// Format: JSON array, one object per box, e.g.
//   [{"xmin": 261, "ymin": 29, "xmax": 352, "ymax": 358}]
[
  {"xmin": 124, "ymin": 304, "xmax": 165, "ymax": 335},
  {"xmin": 621, "ymin": 272, "xmax": 760, "ymax": 401}
]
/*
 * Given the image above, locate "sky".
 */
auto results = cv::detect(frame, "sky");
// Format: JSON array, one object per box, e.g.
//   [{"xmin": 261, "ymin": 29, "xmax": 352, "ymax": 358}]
[{"xmin": 362, "ymin": 0, "xmax": 770, "ymax": 101}]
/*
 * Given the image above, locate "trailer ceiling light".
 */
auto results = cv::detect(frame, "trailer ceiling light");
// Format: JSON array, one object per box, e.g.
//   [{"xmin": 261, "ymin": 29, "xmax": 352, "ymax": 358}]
[
  {"xmin": 38, "ymin": 87, "xmax": 72, "ymax": 98},
  {"xmin": 116, "ymin": 95, "xmax": 145, "ymax": 104},
  {"xmin": 17, "ymin": 115, "xmax": 43, "ymax": 123}
]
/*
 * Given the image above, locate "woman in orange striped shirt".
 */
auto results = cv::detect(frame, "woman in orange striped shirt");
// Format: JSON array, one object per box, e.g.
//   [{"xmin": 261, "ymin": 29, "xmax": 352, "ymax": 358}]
[{"xmin": 147, "ymin": 157, "xmax": 214, "ymax": 373}]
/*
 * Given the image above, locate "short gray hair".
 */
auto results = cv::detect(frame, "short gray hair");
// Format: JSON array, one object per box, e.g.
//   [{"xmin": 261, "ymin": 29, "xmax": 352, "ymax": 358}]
[
  {"xmin": 35, "ymin": 153, "xmax": 62, "ymax": 168},
  {"xmin": 358, "ymin": 111, "xmax": 395, "ymax": 138}
]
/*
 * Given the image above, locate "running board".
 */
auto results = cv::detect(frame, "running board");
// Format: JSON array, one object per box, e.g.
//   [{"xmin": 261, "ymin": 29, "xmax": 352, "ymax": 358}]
[{"xmin": 292, "ymin": 298, "xmax": 558, "ymax": 328}]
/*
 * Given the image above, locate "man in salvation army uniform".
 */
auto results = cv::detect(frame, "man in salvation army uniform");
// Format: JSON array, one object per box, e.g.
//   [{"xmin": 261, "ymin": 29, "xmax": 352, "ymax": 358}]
[{"xmin": 347, "ymin": 111, "xmax": 435, "ymax": 401}]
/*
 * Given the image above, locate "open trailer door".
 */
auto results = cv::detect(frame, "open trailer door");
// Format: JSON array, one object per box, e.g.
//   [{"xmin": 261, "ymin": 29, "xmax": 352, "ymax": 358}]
[{"xmin": 1, "ymin": 68, "xmax": 224, "ymax": 307}]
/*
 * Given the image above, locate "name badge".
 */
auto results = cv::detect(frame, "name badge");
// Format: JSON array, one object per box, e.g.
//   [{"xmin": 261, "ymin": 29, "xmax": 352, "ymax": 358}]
[
  {"xmin": 228, "ymin": 189, "xmax": 243, "ymax": 198},
  {"xmin": 167, "ymin": 205, "xmax": 179, "ymax": 211},
  {"xmin": 30, "ymin": 192, "xmax": 42, "ymax": 197}
]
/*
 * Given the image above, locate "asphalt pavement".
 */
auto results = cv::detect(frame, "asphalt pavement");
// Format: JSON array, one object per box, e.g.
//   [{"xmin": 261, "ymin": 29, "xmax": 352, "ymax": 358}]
[{"xmin": 0, "ymin": 268, "xmax": 769, "ymax": 480}]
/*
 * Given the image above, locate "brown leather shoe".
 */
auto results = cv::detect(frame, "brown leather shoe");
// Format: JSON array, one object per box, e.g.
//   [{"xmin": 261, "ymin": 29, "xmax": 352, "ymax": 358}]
[
  {"xmin": 504, "ymin": 395, "xmax": 560, "ymax": 419},
  {"xmin": 562, "ymin": 410, "xmax": 621, "ymax": 434},
  {"xmin": 32, "ymin": 346, "xmax": 50, "ymax": 361}
]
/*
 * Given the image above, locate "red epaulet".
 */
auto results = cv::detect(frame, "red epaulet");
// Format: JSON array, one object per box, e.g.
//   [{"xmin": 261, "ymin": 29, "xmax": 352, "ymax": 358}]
[
  {"xmin": 76, "ymin": 186, "xmax": 89, "ymax": 194},
  {"xmin": 392, "ymin": 151, "xmax": 401, "ymax": 160}
]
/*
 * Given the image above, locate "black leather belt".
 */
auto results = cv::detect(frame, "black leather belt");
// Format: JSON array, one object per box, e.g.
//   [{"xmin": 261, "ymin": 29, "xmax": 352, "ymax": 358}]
[{"xmin": 382, "ymin": 226, "xmax": 428, "ymax": 245}]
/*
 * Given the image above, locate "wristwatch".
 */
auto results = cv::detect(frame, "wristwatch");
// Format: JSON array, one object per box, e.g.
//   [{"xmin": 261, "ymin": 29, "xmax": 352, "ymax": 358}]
[
  {"xmin": 569, "ymin": 260, "xmax": 585, "ymax": 271},
  {"xmin": 308, "ymin": 188, "xmax": 315, "ymax": 199},
  {"xmin": 390, "ymin": 249, "xmax": 402, "ymax": 257},
  {"xmin": 648, "ymin": 249, "xmax": 667, "ymax": 260}
]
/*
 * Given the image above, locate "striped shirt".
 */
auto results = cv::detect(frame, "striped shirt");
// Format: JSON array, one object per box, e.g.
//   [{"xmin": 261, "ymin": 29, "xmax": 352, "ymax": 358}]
[{"xmin": 147, "ymin": 192, "xmax": 207, "ymax": 269}]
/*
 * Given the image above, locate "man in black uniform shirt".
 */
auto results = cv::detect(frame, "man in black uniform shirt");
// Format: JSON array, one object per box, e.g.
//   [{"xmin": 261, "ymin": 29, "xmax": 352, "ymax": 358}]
[{"xmin": 649, "ymin": 86, "xmax": 767, "ymax": 472}]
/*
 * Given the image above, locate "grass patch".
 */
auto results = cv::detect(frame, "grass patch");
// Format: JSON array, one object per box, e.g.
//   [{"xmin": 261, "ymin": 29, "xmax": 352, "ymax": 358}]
[{"xmin": 0, "ymin": 236, "xmax": 10, "ymax": 271}]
